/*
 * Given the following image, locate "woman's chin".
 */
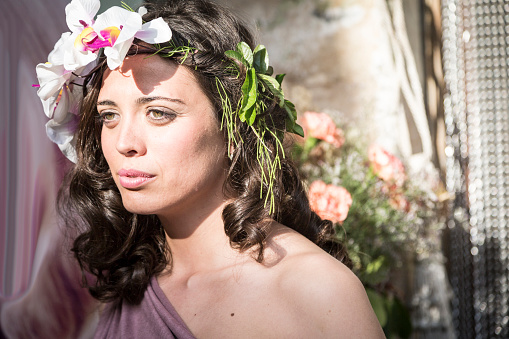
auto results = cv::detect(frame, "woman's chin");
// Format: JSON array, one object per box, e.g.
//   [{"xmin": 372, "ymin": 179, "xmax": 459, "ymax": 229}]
[
  {"xmin": 120, "ymin": 198, "xmax": 158, "ymax": 216},
  {"xmin": 123, "ymin": 206, "xmax": 154, "ymax": 215}
]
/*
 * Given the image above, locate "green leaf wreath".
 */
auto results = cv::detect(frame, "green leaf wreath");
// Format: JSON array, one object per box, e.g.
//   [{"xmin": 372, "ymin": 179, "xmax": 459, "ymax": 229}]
[{"xmin": 222, "ymin": 42, "xmax": 304, "ymax": 213}]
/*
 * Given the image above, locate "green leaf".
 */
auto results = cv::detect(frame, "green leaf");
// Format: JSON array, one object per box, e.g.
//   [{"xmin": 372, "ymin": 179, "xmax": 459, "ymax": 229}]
[
  {"xmin": 285, "ymin": 118, "xmax": 294, "ymax": 133},
  {"xmin": 238, "ymin": 103, "xmax": 255, "ymax": 124},
  {"xmin": 241, "ymin": 68, "xmax": 257, "ymax": 110},
  {"xmin": 225, "ymin": 50, "xmax": 248, "ymax": 67},
  {"xmin": 275, "ymin": 73, "xmax": 286, "ymax": 85},
  {"xmin": 253, "ymin": 44, "xmax": 266, "ymax": 55},
  {"xmin": 292, "ymin": 123, "xmax": 304, "ymax": 137},
  {"xmin": 243, "ymin": 104, "xmax": 256, "ymax": 125},
  {"xmin": 366, "ymin": 289, "xmax": 388, "ymax": 327},
  {"xmin": 257, "ymin": 74, "xmax": 284, "ymax": 103},
  {"xmin": 236, "ymin": 42, "xmax": 253, "ymax": 67},
  {"xmin": 238, "ymin": 108, "xmax": 246, "ymax": 122},
  {"xmin": 253, "ymin": 45, "xmax": 269, "ymax": 74},
  {"xmin": 266, "ymin": 66, "xmax": 274, "ymax": 76},
  {"xmin": 283, "ymin": 100, "xmax": 297, "ymax": 120},
  {"xmin": 282, "ymin": 100, "xmax": 303, "ymax": 137}
]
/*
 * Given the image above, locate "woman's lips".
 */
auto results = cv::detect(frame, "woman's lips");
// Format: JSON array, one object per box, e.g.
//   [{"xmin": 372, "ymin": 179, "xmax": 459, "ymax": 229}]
[{"xmin": 117, "ymin": 169, "xmax": 155, "ymax": 189}]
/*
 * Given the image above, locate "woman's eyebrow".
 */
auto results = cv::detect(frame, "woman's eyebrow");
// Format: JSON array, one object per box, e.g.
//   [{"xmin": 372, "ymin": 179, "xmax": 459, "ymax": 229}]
[
  {"xmin": 136, "ymin": 96, "xmax": 185, "ymax": 105},
  {"xmin": 97, "ymin": 97, "xmax": 185, "ymax": 107},
  {"xmin": 97, "ymin": 100, "xmax": 116, "ymax": 106}
]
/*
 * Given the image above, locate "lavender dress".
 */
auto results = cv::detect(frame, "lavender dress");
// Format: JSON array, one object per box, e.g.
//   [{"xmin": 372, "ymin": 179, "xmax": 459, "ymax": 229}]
[{"xmin": 94, "ymin": 277, "xmax": 196, "ymax": 339}]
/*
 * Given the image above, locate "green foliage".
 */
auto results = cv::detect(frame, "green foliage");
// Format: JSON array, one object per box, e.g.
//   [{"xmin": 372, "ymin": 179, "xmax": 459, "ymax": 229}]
[
  {"xmin": 384, "ymin": 295, "xmax": 413, "ymax": 338},
  {"xmin": 150, "ymin": 42, "xmax": 196, "ymax": 63},
  {"xmin": 222, "ymin": 42, "xmax": 305, "ymax": 213},
  {"xmin": 366, "ymin": 288, "xmax": 388, "ymax": 327},
  {"xmin": 253, "ymin": 45, "xmax": 269, "ymax": 73},
  {"xmin": 367, "ymin": 288, "xmax": 412, "ymax": 338},
  {"xmin": 283, "ymin": 100, "xmax": 303, "ymax": 137},
  {"xmin": 225, "ymin": 43, "xmax": 303, "ymax": 137},
  {"xmin": 216, "ymin": 78, "xmax": 239, "ymax": 159},
  {"xmin": 120, "ymin": 1, "xmax": 135, "ymax": 12},
  {"xmin": 240, "ymin": 68, "xmax": 258, "ymax": 125}
]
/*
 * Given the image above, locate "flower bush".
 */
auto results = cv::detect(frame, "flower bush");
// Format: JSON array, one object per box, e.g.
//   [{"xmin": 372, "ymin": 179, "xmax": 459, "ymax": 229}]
[{"xmin": 292, "ymin": 111, "xmax": 444, "ymax": 338}]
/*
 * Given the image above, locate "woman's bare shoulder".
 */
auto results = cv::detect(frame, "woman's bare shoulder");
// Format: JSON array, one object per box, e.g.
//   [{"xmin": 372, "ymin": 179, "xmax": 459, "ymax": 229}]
[{"xmin": 264, "ymin": 225, "xmax": 386, "ymax": 338}]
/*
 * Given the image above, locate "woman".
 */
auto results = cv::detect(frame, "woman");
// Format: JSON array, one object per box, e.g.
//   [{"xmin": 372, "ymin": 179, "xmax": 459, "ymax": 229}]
[{"xmin": 36, "ymin": 0, "xmax": 385, "ymax": 337}]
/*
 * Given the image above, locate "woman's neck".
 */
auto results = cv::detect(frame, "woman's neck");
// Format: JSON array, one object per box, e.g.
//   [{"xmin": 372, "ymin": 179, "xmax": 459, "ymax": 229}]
[{"xmin": 158, "ymin": 198, "xmax": 244, "ymax": 278}]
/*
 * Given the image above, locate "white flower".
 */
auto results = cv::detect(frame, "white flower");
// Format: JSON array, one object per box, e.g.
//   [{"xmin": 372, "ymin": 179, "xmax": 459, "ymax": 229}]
[
  {"xmin": 46, "ymin": 0, "xmax": 173, "ymax": 72},
  {"xmin": 136, "ymin": 18, "xmax": 172, "ymax": 45},
  {"xmin": 44, "ymin": 82, "xmax": 83, "ymax": 162},
  {"xmin": 46, "ymin": 112, "xmax": 79, "ymax": 163},
  {"xmin": 48, "ymin": 32, "xmax": 71, "ymax": 65},
  {"xmin": 36, "ymin": 62, "xmax": 71, "ymax": 102},
  {"xmin": 65, "ymin": 0, "xmax": 100, "ymax": 33},
  {"xmin": 40, "ymin": 84, "xmax": 69, "ymax": 121},
  {"xmin": 36, "ymin": 56, "xmax": 85, "ymax": 119},
  {"xmin": 92, "ymin": 6, "xmax": 143, "ymax": 69},
  {"xmin": 36, "ymin": 32, "xmax": 75, "ymax": 105},
  {"xmin": 93, "ymin": 7, "xmax": 172, "ymax": 69},
  {"xmin": 63, "ymin": 0, "xmax": 101, "ymax": 70}
]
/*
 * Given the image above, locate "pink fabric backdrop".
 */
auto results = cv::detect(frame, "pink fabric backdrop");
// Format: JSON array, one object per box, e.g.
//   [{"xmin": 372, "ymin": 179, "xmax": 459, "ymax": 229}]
[
  {"xmin": 0, "ymin": 0, "xmax": 98, "ymax": 337},
  {"xmin": 0, "ymin": 0, "xmax": 69, "ymax": 300}
]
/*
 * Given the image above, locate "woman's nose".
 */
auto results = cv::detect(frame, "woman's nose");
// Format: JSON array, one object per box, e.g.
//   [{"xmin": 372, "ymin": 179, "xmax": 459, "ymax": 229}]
[{"xmin": 115, "ymin": 118, "xmax": 147, "ymax": 157}]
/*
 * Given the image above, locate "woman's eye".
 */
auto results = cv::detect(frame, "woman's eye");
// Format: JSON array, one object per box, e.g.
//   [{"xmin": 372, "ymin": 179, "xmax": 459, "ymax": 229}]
[
  {"xmin": 102, "ymin": 113, "xmax": 116, "ymax": 121},
  {"xmin": 147, "ymin": 109, "xmax": 176, "ymax": 123},
  {"xmin": 98, "ymin": 111, "xmax": 119, "ymax": 125},
  {"xmin": 150, "ymin": 111, "xmax": 165, "ymax": 119}
]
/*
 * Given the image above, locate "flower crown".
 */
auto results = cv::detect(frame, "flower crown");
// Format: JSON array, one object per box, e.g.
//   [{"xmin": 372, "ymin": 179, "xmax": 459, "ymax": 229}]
[
  {"xmin": 35, "ymin": 0, "xmax": 172, "ymax": 161},
  {"xmin": 36, "ymin": 0, "xmax": 302, "ymax": 213}
]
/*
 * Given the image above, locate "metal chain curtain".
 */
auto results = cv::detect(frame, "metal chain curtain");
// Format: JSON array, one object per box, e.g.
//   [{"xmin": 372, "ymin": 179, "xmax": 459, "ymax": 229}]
[{"xmin": 442, "ymin": 0, "xmax": 509, "ymax": 338}]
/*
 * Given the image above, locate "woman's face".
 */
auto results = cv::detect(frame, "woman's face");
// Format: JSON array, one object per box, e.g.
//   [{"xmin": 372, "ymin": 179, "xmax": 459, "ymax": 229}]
[{"xmin": 98, "ymin": 54, "xmax": 227, "ymax": 219}]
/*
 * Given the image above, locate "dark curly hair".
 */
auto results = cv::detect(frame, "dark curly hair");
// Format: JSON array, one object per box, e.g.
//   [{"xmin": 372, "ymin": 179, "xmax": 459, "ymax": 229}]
[{"xmin": 58, "ymin": 0, "xmax": 351, "ymax": 305}]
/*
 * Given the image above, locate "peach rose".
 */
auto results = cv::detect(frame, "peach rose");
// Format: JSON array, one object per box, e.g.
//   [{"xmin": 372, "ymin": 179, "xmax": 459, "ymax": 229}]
[
  {"xmin": 368, "ymin": 144, "xmax": 406, "ymax": 185},
  {"xmin": 301, "ymin": 111, "xmax": 345, "ymax": 148},
  {"xmin": 308, "ymin": 180, "xmax": 353, "ymax": 224}
]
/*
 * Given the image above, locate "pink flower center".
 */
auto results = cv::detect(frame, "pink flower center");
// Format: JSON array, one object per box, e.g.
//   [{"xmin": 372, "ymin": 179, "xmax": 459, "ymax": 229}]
[{"xmin": 74, "ymin": 26, "xmax": 122, "ymax": 53}]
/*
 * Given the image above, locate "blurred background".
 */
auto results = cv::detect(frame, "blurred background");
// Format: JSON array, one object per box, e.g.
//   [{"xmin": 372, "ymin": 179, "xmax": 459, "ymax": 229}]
[{"xmin": 1, "ymin": 0, "xmax": 508, "ymax": 338}]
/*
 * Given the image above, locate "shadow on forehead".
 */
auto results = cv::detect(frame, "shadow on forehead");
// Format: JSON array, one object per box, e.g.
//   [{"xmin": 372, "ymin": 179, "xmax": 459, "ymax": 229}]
[{"xmin": 102, "ymin": 53, "xmax": 180, "ymax": 96}]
